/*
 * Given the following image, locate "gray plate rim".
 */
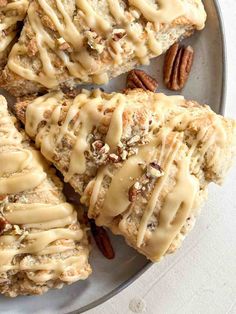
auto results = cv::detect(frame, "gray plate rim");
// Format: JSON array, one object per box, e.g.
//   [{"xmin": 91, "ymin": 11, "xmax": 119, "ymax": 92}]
[{"xmin": 70, "ymin": 1, "xmax": 227, "ymax": 313}]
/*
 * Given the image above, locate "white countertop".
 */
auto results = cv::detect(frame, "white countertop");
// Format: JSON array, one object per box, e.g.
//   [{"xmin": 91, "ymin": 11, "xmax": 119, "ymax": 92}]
[{"xmin": 86, "ymin": 1, "xmax": 236, "ymax": 314}]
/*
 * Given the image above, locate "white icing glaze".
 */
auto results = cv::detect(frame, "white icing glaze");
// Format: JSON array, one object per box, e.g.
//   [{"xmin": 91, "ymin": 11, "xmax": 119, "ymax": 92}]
[{"xmin": 8, "ymin": 0, "xmax": 206, "ymax": 87}]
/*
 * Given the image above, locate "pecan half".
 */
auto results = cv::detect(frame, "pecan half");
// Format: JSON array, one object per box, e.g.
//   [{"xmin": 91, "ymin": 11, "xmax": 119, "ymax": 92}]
[
  {"xmin": 163, "ymin": 43, "xmax": 194, "ymax": 91},
  {"xmin": 89, "ymin": 219, "xmax": 115, "ymax": 259},
  {"xmin": 126, "ymin": 69, "xmax": 158, "ymax": 92}
]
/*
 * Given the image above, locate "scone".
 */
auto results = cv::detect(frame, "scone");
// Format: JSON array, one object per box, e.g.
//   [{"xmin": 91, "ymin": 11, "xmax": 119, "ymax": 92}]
[
  {"xmin": 0, "ymin": 0, "xmax": 29, "ymax": 70},
  {"xmin": 1, "ymin": 0, "xmax": 206, "ymax": 96},
  {"xmin": 14, "ymin": 89, "xmax": 236, "ymax": 262},
  {"xmin": 0, "ymin": 96, "xmax": 91, "ymax": 297}
]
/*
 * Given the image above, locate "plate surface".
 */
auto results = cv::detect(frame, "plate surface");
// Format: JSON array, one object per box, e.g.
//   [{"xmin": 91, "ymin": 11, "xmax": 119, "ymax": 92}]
[{"xmin": 0, "ymin": 1, "xmax": 226, "ymax": 313}]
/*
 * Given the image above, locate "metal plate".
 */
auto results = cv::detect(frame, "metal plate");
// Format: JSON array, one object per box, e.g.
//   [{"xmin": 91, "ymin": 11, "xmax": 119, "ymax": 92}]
[{"xmin": 0, "ymin": 1, "xmax": 226, "ymax": 313}]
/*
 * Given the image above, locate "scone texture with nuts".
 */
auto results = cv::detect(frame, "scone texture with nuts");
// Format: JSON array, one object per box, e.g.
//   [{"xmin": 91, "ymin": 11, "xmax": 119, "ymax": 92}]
[
  {"xmin": 0, "ymin": 96, "xmax": 91, "ymax": 297},
  {"xmin": 1, "ymin": 0, "xmax": 206, "ymax": 96},
  {"xmin": 0, "ymin": 0, "xmax": 29, "ymax": 70},
  {"xmin": 14, "ymin": 89, "xmax": 236, "ymax": 261}
]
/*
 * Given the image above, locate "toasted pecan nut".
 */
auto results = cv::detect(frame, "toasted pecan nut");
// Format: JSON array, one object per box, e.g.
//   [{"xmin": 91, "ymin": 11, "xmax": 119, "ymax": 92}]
[
  {"xmin": 163, "ymin": 43, "xmax": 194, "ymax": 91},
  {"xmin": 126, "ymin": 69, "xmax": 158, "ymax": 92},
  {"xmin": 0, "ymin": 194, "xmax": 6, "ymax": 201},
  {"xmin": 62, "ymin": 182, "xmax": 81, "ymax": 206},
  {"xmin": 146, "ymin": 162, "xmax": 163, "ymax": 178},
  {"xmin": 59, "ymin": 42, "xmax": 72, "ymax": 52},
  {"xmin": 27, "ymin": 38, "xmax": 39, "ymax": 57},
  {"xmin": 41, "ymin": 15, "xmax": 56, "ymax": 31},
  {"xmin": 0, "ymin": 217, "xmax": 8, "ymax": 235},
  {"xmin": 129, "ymin": 182, "xmax": 142, "ymax": 202},
  {"xmin": 89, "ymin": 219, "xmax": 115, "ymax": 259},
  {"xmin": 108, "ymin": 153, "xmax": 120, "ymax": 163},
  {"xmin": 0, "ymin": 0, "xmax": 7, "ymax": 7},
  {"xmin": 112, "ymin": 32, "xmax": 125, "ymax": 41}
]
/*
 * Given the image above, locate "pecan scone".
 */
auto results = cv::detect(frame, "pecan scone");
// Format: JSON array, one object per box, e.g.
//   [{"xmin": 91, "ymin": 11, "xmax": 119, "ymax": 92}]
[
  {"xmin": 1, "ymin": 0, "xmax": 206, "ymax": 96},
  {"xmin": 0, "ymin": 0, "xmax": 29, "ymax": 70},
  {"xmin": 0, "ymin": 96, "xmax": 91, "ymax": 297},
  {"xmin": 14, "ymin": 89, "xmax": 236, "ymax": 262}
]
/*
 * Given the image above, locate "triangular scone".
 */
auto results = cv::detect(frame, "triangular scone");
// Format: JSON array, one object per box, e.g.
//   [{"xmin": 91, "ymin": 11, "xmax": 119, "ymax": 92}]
[
  {"xmin": 0, "ymin": 0, "xmax": 29, "ymax": 70},
  {"xmin": 1, "ymin": 0, "xmax": 206, "ymax": 96},
  {"xmin": 15, "ymin": 89, "xmax": 236, "ymax": 262},
  {"xmin": 0, "ymin": 96, "xmax": 91, "ymax": 297}
]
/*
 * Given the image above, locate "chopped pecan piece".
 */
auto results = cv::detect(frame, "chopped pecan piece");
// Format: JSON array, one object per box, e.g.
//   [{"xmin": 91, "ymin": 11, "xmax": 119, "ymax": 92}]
[
  {"xmin": 41, "ymin": 15, "xmax": 56, "ymax": 31},
  {"xmin": 92, "ymin": 140, "xmax": 104, "ymax": 152},
  {"xmin": 89, "ymin": 219, "xmax": 115, "ymax": 259},
  {"xmin": 127, "ymin": 135, "xmax": 141, "ymax": 146},
  {"xmin": 59, "ymin": 41, "xmax": 71, "ymax": 52},
  {"xmin": 85, "ymin": 31, "xmax": 104, "ymax": 53},
  {"xmin": 112, "ymin": 29, "xmax": 126, "ymax": 41},
  {"xmin": 27, "ymin": 38, "xmax": 38, "ymax": 57},
  {"xmin": 0, "ymin": 0, "xmax": 7, "ymax": 7},
  {"xmin": 92, "ymin": 141, "xmax": 110, "ymax": 156},
  {"xmin": 108, "ymin": 153, "xmax": 120, "ymax": 163},
  {"xmin": 129, "ymin": 182, "xmax": 142, "ymax": 202},
  {"xmin": 60, "ymin": 86, "xmax": 81, "ymax": 97},
  {"xmin": 163, "ymin": 43, "xmax": 194, "ymax": 91},
  {"xmin": 121, "ymin": 150, "xmax": 128, "ymax": 160},
  {"xmin": 146, "ymin": 162, "xmax": 163, "ymax": 178},
  {"xmin": 126, "ymin": 69, "xmax": 158, "ymax": 92},
  {"xmin": 112, "ymin": 33, "xmax": 124, "ymax": 41}
]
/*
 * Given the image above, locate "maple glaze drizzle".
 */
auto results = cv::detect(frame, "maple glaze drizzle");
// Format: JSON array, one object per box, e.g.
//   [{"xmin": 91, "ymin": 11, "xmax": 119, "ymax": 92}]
[
  {"xmin": 0, "ymin": 97, "xmax": 88, "ymax": 281},
  {"xmin": 8, "ymin": 0, "xmax": 206, "ymax": 87},
  {"xmin": 0, "ymin": 0, "xmax": 28, "ymax": 54},
  {"xmin": 23, "ymin": 90, "xmax": 231, "ymax": 261}
]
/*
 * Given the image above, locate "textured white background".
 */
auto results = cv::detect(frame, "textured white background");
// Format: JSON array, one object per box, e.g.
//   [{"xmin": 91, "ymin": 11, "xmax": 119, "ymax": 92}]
[{"xmin": 86, "ymin": 1, "xmax": 236, "ymax": 313}]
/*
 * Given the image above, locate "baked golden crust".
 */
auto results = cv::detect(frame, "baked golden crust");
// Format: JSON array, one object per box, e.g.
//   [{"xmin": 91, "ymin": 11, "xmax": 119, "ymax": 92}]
[
  {"xmin": 0, "ymin": 0, "xmax": 29, "ymax": 70},
  {"xmin": 15, "ymin": 89, "xmax": 236, "ymax": 262},
  {"xmin": 0, "ymin": 0, "xmax": 206, "ymax": 96},
  {"xmin": 0, "ymin": 96, "xmax": 91, "ymax": 297}
]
